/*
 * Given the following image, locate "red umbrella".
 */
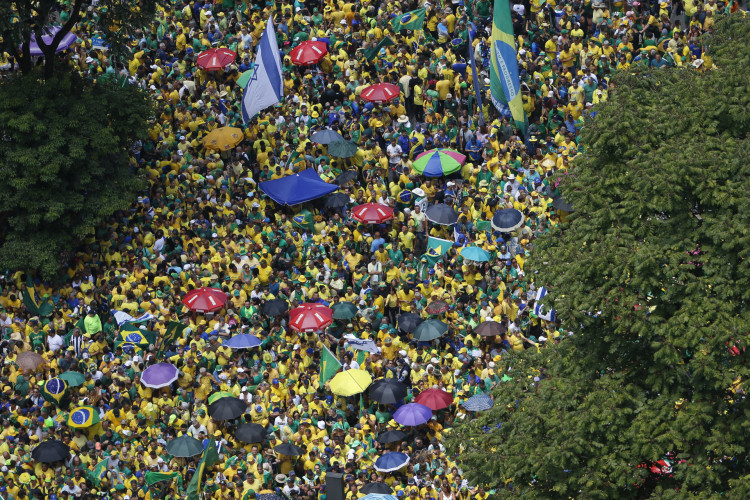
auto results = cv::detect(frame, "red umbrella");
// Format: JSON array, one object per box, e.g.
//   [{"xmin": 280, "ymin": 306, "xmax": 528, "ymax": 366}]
[
  {"xmin": 360, "ymin": 83, "xmax": 401, "ymax": 104},
  {"xmin": 352, "ymin": 203, "xmax": 394, "ymax": 224},
  {"xmin": 182, "ymin": 287, "xmax": 228, "ymax": 313},
  {"xmin": 415, "ymin": 388, "xmax": 453, "ymax": 411},
  {"xmin": 290, "ymin": 40, "xmax": 328, "ymax": 66},
  {"xmin": 196, "ymin": 48, "xmax": 237, "ymax": 71},
  {"xmin": 289, "ymin": 303, "xmax": 333, "ymax": 332}
]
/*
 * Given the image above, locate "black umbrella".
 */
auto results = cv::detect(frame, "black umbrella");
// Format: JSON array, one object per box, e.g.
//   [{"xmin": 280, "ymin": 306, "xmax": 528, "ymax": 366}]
[
  {"xmin": 370, "ymin": 378, "xmax": 408, "ymax": 405},
  {"xmin": 425, "ymin": 203, "xmax": 459, "ymax": 225},
  {"xmin": 329, "ymin": 140, "xmax": 358, "ymax": 158},
  {"xmin": 413, "ymin": 319, "xmax": 448, "ymax": 341},
  {"xmin": 335, "ymin": 170, "xmax": 357, "ymax": 185},
  {"xmin": 236, "ymin": 423, "xmax": 267, "ymax": 443},
  {"xmin": 361, "ymin": 482, "xmax": 394, "ymax": 494},
  {"xmin": 491, "ymin": 208, "xmax": 525, "ymax": 232},
  {"xmin": 552, "ymin": 195, "xmax": 574, "ymax": 212},
  {"xmin": 274, "ymin": 443, "xmax": 303, "ymax": 456},
  {"xmin": 474, "ymin": 321, "xmax": 507, "ymax": 337},
  {"xmin": 331, "ymin": 301, "xmax": 358, "ymax": 320},
  {"xmin": 376, "ymin": 429, "xmax": 408, "ymax": 444},
  {"xmin": 208, "ymin": 397, "xmax": 246, "ymax": 421},
  {"xmin": 262, "ymin": 298, "xmax": 288, "ymax": 317},
  {"xmin": 397, "ymin": 313, "xmax": 423, "ymax": 333},
  {"xmin": 325, "ymin": 193, "xmax": 351, "ymax": 208},
  {"xmin": 32, "ymin": 440, "xmax": 70, "ymax": 463},
  {"xmin": 311, "ymin": 129, "xmax": 344, "ymax": 145}
]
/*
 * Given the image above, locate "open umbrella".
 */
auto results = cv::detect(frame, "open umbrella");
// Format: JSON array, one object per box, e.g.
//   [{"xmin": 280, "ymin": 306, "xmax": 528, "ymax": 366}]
[
  {"xmin": 491, "ymin": 208, "xmax": 525, "ymax": 232},
  {"xmin": 67, "ymin": 406, "xmax": 100, "ymax": 428},
  {"xmin": 393, "ymin": 403, "xmax": 432, "ymax": 426},
  {"xmin": 325, "ymin": 193, "xmax": 351, "ymax": 209},
  {"xmin": 32, "ymin": 440, "xmax": 69, "ymax": 463},
  {"xmin": 332, "ymin": 302, "xmax": 358, "ymax": 320},
  {"xmin": 415, "ymin": 388, "xmax": 453, "ymax": 410},
  {"xmin": 236, "ymin": 423, "xmax": 266, "ymax": 443},
  {"xmin": 182, "ymin": 287, "xmax": 227, "ymax": 313},
  {"xmin": 208, "ymin": 397, "xmax": 246, "ymax": 420},
  {"xmin": 474, "ymin": 321, "xmax": 507, "ymax": 337},
  {"xmin": 166, "ymin": 435, "xmax": 204, "ymax": 457},
  {"xmin": 311, "ymin": 129, "xmax": 344, "ymax": 145},
  {"xmin": 335, "ymin": 170, "xmax": 357, "ymax": 185},
  {"xmin": 237, "ymin": 68, "xmax": 254, "ymax": 89},
  {"xmin": 370, "ymin": 378, "xmax": 407, "ymax": 405},
  {"xmin": 141, "ymin": 363, "xmax": 180, "ymax": 389},
  {"xmin": 413, "ymin": 319, "xmax": 448, "ymax": 341},
  {"xmin": 413, "ymin": 150, "xmax": 463, "ymax": 177},
  {"xmin": 290, "ymin": 303, "xmax": 333, "ymax": 332},
  {"xmin": 26, "ymin": 26, "xmax": 78, "ymax": 57},
  {"xmin": 328, "ymin": 140, "xmax": 358, "ymax": 158},
  {"xmin": 224, "ymin": 334, "xmax": 261, "ymax": 349},
  {"xmin": 361, "ymin": 83, "xmax": 401, "ymax": 104},
  {"xmin": 361, "ymin": 483, "xmax": 394, "ymax": 494},
  {"xmin": 425, "ymin": 300, "xmax": 450, "ymax": 315},
  {"xmin": 58, "ymin": 371, "xmax": 85, "ymax": 387},
  {"xmin": 397, "ymin": 313, "xmax": 422, "ymax": 333},
  {"xmin": 290, "ymin": 40, "xmax": 328, "ymax": 65},
  {"xmin": 274, "ymin": 443, "xmax": 303, "ymax": 456},
  {"xmin": 462, "ymin": 394, "xmax": 495, "ymax": 412},
  {"xmin": 208, "ymin": 391, "xmax": 236, "ymax": 404},
  {"xmin": 377, "ymin": 429, "xmax": 408, "ymax": 444},
  {"xmin": 202, "ymin": 126, "xmax": 244, "ymax": 152},
  {"xmin": 461, "ymin": 246, "xmax": 491, "ymax": 262},
  {"xmin": 196, "ymin": 47, "xmax": 236, "ymax": 71},
  {"xmin": 262, "ymin": 298, "xmax": 288, "ymax": 317},
  {"xmin": 362, "ymin": 495, "xmax": 398, "ymax": 500},
  {"xmin": 416, "ymin": 148, "xmax": 466, "ymax": 165},
  {"xmin": 352, "ymin": 203, "xmax": 394, "ymax": 224},
  {"xmin": 17, "ymin": 351, "xmax": 46, "ymax": 371},
  {"xmin": 373, "ymin": 452, "xmax": 410, "ymax": 472},
  {"xmin": 329, "ymin": 369, "xmax": 372, "ymax": 396},
  {"xmin": 425, "ymin": 204, "xmax": 458, "ymax": 225}
]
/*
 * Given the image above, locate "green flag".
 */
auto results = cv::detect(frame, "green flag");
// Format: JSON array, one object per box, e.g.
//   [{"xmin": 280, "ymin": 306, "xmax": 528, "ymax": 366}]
[
  {"xmin": 186, "ymin": 438, "xmax": 220, "ymax": 500},
  {"xmin": 145, "ymin": 471, "xmax": 183, "ymax": 488},
  {"xmin": 157, "ymin": 321, "xmax": 187, "ymax": 358},
  {"xmin": 320, "ymin": 345, "xmax": 342, "ymax": 388},
  {"xmin": 391, "ymin": 8, "xmax": 426, "ymax": 32},
  {"xmin": 362, "ymin": 36, "xmax": 395, "ymax": 60},
  {"xmin": 88, "ymin": 459, "xmax": 108, "ymax": 486},
  {"xmin": 23, "ymin": 275, "xmax": 54, "ymax": 317},
  {"xmin": 422, "ymin": 236, "xmax": 453, "ymax": 267}
]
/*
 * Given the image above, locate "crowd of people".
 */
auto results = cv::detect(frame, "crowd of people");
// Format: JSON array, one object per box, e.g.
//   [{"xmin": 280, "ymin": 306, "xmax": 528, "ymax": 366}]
[{"xmin": 0, "ymin": 0, "xmax": 730, "ymax": 498}]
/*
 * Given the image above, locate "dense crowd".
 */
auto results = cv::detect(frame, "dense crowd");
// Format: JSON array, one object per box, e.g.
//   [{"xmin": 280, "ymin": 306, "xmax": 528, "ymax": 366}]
[{"xmin": 0, "ymin": 0, "xmax": 727, "ymax": 498}]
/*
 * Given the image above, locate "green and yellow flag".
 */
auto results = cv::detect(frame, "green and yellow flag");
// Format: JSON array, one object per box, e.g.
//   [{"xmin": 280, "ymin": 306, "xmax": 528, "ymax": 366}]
[
  {"xmin": 320, "ymin": 345, "xmax": 342, "ymax": 388},
  {"xmin": 423, "ymin": 236, "xmax": 453, "ymax": 267},
  {"xmin": 88, "ymin": 459, "xmax": 108, "ymax": 486},
  {"xmin": 23, "ymin": 276, "xmax": 54, "ymax": 317},
  {"xmin": 362, "ymin": 36, "xmax": 395, "ymax": 60},
  {"xmin": 186, "ymin": 438, "xmax": 219, "ymax": 500},
  {"xmin": 391, "ymin": 8, "xmax": 426, "ymax": 32},
  {"xmin": 157, "ymin": 321, "xmax": 187, "ymax": 358},
  {"xmin": 490, "ymin": 0, "xmax": 527, "ymax": 135}
]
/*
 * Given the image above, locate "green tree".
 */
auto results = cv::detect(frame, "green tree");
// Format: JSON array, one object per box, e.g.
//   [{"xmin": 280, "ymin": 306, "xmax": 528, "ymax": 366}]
[
  {"xmin": 0, "ymin": 70, "xmax": 151, "ymax": 279},
  {"xmin": 446, "ymin": 15, "xmax": 750, "ymax": 498}
]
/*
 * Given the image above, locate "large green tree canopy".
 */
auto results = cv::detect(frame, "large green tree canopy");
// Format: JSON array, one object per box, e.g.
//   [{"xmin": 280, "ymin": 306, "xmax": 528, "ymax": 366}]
[{"xmin": 447, "ymin": 15, "xmax": 750, "ymax": 498}]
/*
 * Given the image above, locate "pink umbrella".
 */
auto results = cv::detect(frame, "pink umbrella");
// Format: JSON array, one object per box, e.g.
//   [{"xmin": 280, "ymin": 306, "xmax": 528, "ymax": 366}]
[
  {"xmin": 289, "ymin": 303, "xmax": 333, "ymax": 332},
  {"xmin": 415, "ymin": 388, "xmax": 453, "ymax": 410}
]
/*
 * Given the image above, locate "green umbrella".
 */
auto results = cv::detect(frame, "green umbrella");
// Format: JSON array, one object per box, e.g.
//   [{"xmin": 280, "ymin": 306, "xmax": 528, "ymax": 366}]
[
  {"xmin": 328, "ymin": 140, "xmax": 358, "ymax": 158},
  {"xmin": 413, "ymin": 319, "xmax": 449, "ymax": 342},
  {"xmin": 166, "ymin": 435, "xmax": 204, "ymax": 457},
  {"xmin": 58, "ymin": 371, "xmax": 86, "ymax": 387},
  {"xmin": 331, "ymin": 302, "xmax": 358, "ymax": 320},
  {"xmin": 237, "ymin": 68, "xmax": 255, "ymax": 89},
  {"xmin": 208, "ymin": 391, "xmax": 236, "ymax": 404}
]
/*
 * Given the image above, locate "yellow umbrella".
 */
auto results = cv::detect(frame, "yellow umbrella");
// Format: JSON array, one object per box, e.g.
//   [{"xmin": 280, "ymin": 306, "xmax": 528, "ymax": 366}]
[
  {"xmin": 329, "ymin": 369, "xmax": 373, "ymax": 396},
  {"xmin": 202, "ymin": 126, "xmax": 244, "ymax": 151},
  {"xmin": 542, "ymin": 158, "xmax": 556, "ymax": 169}
]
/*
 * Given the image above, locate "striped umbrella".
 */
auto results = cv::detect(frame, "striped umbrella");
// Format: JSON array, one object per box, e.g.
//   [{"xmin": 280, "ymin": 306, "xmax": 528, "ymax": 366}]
[
  {"xmin": 462, "ymin": 394, "xmax": 495, "ymax": 412},
  {"xmin": 412, "ymin": 149, "xmax": 463, "ymax": 177}
]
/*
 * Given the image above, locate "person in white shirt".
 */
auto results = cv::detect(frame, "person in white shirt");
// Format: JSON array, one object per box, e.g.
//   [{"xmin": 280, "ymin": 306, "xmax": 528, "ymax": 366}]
[{"xmin": 47, "ymin": 331, "xmax": 65, "ymax": 352}]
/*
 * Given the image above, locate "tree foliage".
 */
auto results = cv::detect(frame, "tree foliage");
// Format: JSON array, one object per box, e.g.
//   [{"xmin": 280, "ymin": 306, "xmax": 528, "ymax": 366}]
[
  {"xmin": 0, "ymin": 71, "xmax": 151, "ymax": 279},
  {"xmin": 447, "ymin": 15, "xmax": 750, "ymax": 498}
]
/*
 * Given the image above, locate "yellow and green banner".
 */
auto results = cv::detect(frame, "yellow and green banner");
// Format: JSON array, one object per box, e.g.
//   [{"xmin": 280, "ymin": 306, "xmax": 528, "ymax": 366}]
[{"xmin": 490, "ymin": 0, "xmax": 527, "ymax": 135}]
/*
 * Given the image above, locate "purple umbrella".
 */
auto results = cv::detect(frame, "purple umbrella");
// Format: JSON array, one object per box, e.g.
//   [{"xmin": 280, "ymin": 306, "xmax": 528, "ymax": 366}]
[
  {"xmin": 141, "ymin": 363, "xmax": 180, "ymax": 389},
  {"xmin": 393, "ymin": 403, "xmax": 432, "ymax": 427},
  {"xmin": 26, "ymin": 26, "xmax": 77, "ymax": 57}
]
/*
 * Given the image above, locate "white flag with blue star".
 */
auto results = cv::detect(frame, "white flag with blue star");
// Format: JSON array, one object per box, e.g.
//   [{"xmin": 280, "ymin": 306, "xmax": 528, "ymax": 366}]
[{"xmin": 242, "ymin": 16, "xmax": 283, "ymax": 123}]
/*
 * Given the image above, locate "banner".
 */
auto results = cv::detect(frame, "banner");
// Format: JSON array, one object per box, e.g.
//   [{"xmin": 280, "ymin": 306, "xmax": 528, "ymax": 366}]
[
  {"xmin": 320, "ymin": 345, "xmax": 343, "ymax": 388},
  {"xmin": 490, "ymin": 0, "xmax": 527, "ymax": 135}
]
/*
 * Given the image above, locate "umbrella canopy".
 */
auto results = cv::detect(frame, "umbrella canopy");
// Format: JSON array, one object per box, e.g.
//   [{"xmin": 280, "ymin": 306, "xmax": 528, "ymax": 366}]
[
  {"xmin": 208, "ymin": 391, "xmax": 236, "ymax": 404},
  {"xmin": 361, "ymin": 83, "xmax": 401, "ymax": 104},
  {"xmin": 41, "ymin": 378, "xmax": 68, "ymax": 405},
  {"xmin": 376, "ymin": 429, "xmax": 408, "ymax": 444},
  {"xmin": 58, "ymin": 371, "xmax": 85, "ymax": 387},
  {"xmin": 370, "ymin": 378, "xmax": 407, "ymax": 405},
  {"xmin": 236, "ymin": 423, "xmax": 266, "ymax": 443},
  {"xmin": 491, "ymin": 208, "xmax": 525, "ymax": 232},
  {"xmin": 474, "ymin": 321, "xmax": 507, "ymax": 337},
  {"xmin": 262, "ymin": 298, "xmax": 289, "ymax": 317},
  {"xmin": 202, "ymin": 126, "xmax": 244, "ymax": 151},
  {"xmin": 361, "ymin": 483, "xmax": 394, "ymax": 494},
  {"xmin": 182, "ymin": 287, "xmax": 227, "ymax": 313},
  {"xmin": 208, "ymin": 397, "xmax": 246, "ymax": 421},
  {"xmin": 196, "ymin": 47, "xmax": 236, "ymax": 70},
  {"xmin": 290, "ymin": 303, "xmax": 333, "ymax": 332},
  {"xmin": 425, "ymin": 203, "xmax": 459, "ymax": 225},
  {"xmin": 67, "ymin": 406, "xmax": 100, "ymax": 428},
  {"xmin": 237, "ymin": 68, "xmax": 254, "ymax": 89},
  {"xmin": 290, "ymin": 40, "xmax": 328, "ymax": 65},
  {"xmin": 415, "ymin": 388, "xmax": 453, "ymax": 410},
  {"xmin": 335, "ymin": 170, "xmax": 357, "ymax": 185},
  {"xmin": 413, "ymin": 319, "xmax": 448, "ymax": 341},
  {"xmin": 325, "ymin": 193, "xmax": 351, "ymax": 209},
  {"xmin": 462, "ymin": 394, "xmax": 495, "ymax": 412},
  {"xmin": 329, "ymin": 369, "xmax": 373, "ymax": 396},
  {"xmin": 32, "ymin": 440, "xmax": 69, "ymax": 463},
  {"xmin": 415, "ymin": 147, "xmax": 466, "ymax": 165},
  {"xmin": 362, "ymin": 495, "xmax": 398, "ymax": 500},
  {"xmin": 332, "ymin": 302, "xmax": 358, "ymax": 320},
  {"xmin": 397, "ymin": 313, "xmax": 422, "ymax": 333},
  {"xmin": 425, "ymin": 300, "xmax": 450, "ymax": 315},
  {"xmin": 17, "ymin": 351, "xmax": 46, "ymax": 371},
  {"xmin": 461, "ymin": 246, "xmax": 491, "ymax": 262},
  {"xmin": 373, "ymin": 452, "xmax": 410, "ymax": 472},
  {"xmin": 27, "ymin": 26, "xmax": 77, "ymax": 57},
  {"xmin": 553, "ymin": 195, "xmax": 574, "ymax": 212},
  {"xmin": 224, "ymin": 334, "xmax": 261, "ymax": 349},
  {"xmin": 352, "ymin": 203, "xmax": 394, "ymax": 224},
  {"xmin": 328, "ymin": 140, "xmax": 358, "ymax": 158},
  {"xmin": 311, "ymin": 129, "xmax": 344, "ymax": 144},
  {"xmin": 412, "ymin": 149, "xmax": 463, "ymax": 177},
  {"xmin": 166, "ymin": 435, "xmax": 204, "ymax": 457},
  {"xmin": 141, "ymin": 363, "xmax": 180, "ymax": 389},
  {"xmin": 393, "ymin": 403, "xmax": 432, "ymax": 426},
  {"xmin": 274, "ymin": 443, "xmax": 303, "ymax": 456}
]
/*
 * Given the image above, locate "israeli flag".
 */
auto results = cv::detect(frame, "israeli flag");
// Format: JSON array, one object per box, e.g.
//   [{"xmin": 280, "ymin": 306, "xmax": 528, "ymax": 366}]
[
  {"xmin": 112, "ymin": 310, "xmax": 156, "ymax": 326},
  {"xmin": 242, "ymin": 16, "xmax": 283, "ymax": 123},
  {"xmin": 533, "ymin": 287, "xmax": 556, "ymax": 322}
]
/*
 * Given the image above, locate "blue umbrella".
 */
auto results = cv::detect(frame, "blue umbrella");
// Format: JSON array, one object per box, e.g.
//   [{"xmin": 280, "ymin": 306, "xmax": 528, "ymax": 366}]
[
  {"xmin": 373, "ymin": 452, "xmax": 410, "ymax": 473},
  {"xmin": 491, "ymin": 208, "xmax": 525, "ymax": 232},
  {"xmin": 224, "ymin": 334, "xmax": 261, "ymax": 349},
  {"xmin": 393, "ymin": 403, "xmax": 432, "ymax": 426},
  {"xmin": 461, "ymin": 246, "xmax": 491, "ymax": 262},
  {"xmin": 462, "ymin": 394, "xmax": 494, "ymax": 412}
]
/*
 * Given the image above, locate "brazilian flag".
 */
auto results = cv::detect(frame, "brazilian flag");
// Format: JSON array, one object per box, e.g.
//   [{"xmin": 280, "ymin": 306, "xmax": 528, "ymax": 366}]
[
  {"xmin": 41, "ymin": 378, "xmax": 69, "ymax": 406},
  {"xmin": 362, "ymin": 36, "xmax": 395, "ymax": 60},
  {"xmin": 156, "ymin": 321, "xmax": 188, "ymax": 359},
  {"xmin": 292, "ymin": 209, "xmax": 315, "ymax": 232},
  {"xmin": 23, "ymin": 276, "xmax": 54, "ymax": 317},
  {"xmin": 423, "ymin": 236, "xmax": 453, "ymax": 267},
  {"xmin": 68, "ymin": 405, "xmax": 100, "ymax": 428},
  {"xmin": 392, "ymin": 8, "xmax": 426, "ymax": 32},
  {"xmin": 115, "ymin": 323, "xmax": 156, "ymax": 352}
]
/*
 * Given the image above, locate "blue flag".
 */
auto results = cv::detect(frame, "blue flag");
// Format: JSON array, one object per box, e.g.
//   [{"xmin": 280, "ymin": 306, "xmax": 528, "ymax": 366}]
[{"xmin": 242, "ymin": 16, "xmax": 284, "ymax": 123}]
